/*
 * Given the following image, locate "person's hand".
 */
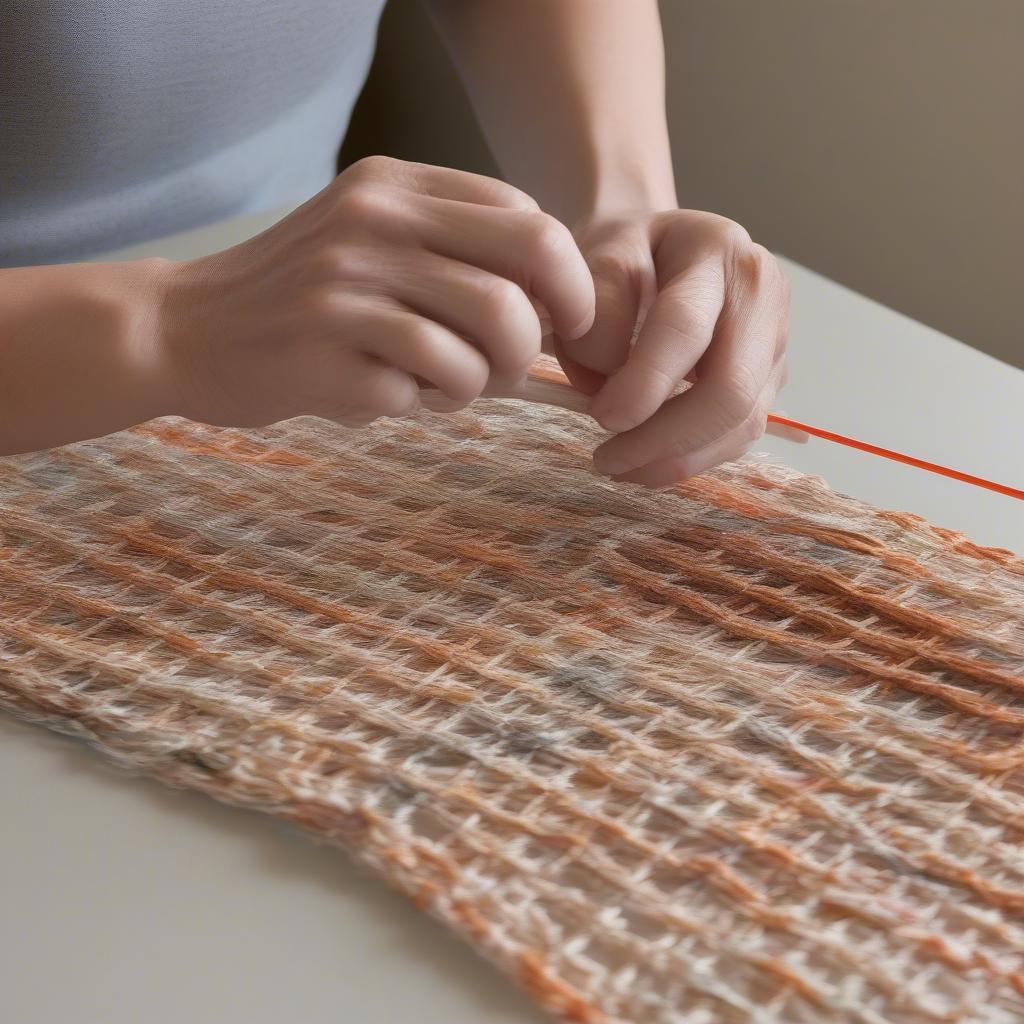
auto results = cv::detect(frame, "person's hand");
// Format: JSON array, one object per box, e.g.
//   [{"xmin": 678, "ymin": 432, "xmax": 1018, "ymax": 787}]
[
  {"xmin": 156, "ymin": 156, "xmax": 595, "ymax": 428},
  {"xmin": 557, "ymin": 209, "xmax": 789, "ymax": 487}
]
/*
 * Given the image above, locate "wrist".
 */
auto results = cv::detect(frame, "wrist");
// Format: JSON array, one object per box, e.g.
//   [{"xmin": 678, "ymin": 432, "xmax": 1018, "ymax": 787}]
[
  {"xmin": 583, "ymin": 158, "xmax": 678, "ymax": 224},
  {"xmin": 114, "ymin": 257, "xmax": 184, "ymax": 421},
  {"xmin": 145, "ymin": 255, "xmax": 221, "ymax": 423},
  {"xmin": 551, "ymin": 140, "xmax": 677, "ymax": 229}
]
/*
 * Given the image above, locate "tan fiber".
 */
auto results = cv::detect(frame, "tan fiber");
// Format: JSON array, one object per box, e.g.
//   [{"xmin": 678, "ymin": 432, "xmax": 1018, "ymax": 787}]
[{"xmin": 1, "ymin": 378, "xmax": 1023, "ymax": 1023}]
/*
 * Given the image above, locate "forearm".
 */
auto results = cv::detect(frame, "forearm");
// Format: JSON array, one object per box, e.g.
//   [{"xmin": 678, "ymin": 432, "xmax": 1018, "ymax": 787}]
[
  {"xmin": 425, "ymin": 0, "xmax": 677, "ymax": 225},
  {"xmin": 0, "ymin": 260, "xmax": 172, "ymax": 455}
]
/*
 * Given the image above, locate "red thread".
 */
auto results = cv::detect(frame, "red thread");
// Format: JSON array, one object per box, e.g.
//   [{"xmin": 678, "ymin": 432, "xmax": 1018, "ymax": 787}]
[
  {"xmin": 767, "ymin": 414, "xmax": 1024, "ymax": 501},
  {"xmin": 523, "ymin": 363, "xmax": 1023, "ymax": 501}
]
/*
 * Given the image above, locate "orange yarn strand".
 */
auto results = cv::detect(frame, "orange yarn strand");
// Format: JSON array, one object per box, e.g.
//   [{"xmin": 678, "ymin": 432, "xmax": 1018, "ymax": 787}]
[
  {"xmin": 767, "ymin": 414, "xmax": 1024, "ymax": 501},
  {"xmin": 518, "ymin": 363, "xmax": 1024, "ymax": 501}
]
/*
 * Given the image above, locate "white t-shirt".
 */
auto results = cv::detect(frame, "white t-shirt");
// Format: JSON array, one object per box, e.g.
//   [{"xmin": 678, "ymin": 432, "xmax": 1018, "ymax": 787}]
[{"xmin": 0, "ymin": 0, "xmax": 387, "ymax": 266}]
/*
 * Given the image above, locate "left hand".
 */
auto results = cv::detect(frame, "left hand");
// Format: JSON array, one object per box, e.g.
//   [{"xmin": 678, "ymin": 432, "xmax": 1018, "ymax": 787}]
[{"xmin": 557, "ymin": 209, "xmax": 789, "ymax": 487}]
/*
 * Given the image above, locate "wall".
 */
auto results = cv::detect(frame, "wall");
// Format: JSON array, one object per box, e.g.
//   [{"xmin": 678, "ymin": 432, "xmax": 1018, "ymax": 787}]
[{"xmin": 340, "ymin": 1, "xmax": 1024, "ymax": 369}]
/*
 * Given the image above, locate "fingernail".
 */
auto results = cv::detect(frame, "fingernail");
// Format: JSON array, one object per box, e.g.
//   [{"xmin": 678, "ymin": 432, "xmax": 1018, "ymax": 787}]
[
  {"xmin": 564, "ymin": 314, "xmax": 594, "ymax": 342},
  {"xmin": 592, "ymin": 407, "xmax": 635, "ymax": 434},
  {"xmin": 587, "ymin": 392, "xmax": 631, "ymax": 433},
  {"xmin": 593, "ymin": 446, "xmax": 634, "ymax": 476}
]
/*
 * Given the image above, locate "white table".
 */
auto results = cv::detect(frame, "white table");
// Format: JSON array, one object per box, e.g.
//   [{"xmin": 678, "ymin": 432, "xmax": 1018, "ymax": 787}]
[{"xmin": 2, "ymin": 206, "xmax": 1022, "ymax": 1024}]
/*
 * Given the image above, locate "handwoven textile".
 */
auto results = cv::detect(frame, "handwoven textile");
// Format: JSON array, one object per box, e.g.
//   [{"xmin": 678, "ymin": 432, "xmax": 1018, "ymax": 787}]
[{"xmin": 1, "ymin": 386, "xmax": 1022, "ymax": 1024}]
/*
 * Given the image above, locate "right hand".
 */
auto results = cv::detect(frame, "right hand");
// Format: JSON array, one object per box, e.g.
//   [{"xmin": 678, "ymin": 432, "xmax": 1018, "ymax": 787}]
[{"xmin": 156, "ymin": 156, "xmax": 596, "ymax": 428}]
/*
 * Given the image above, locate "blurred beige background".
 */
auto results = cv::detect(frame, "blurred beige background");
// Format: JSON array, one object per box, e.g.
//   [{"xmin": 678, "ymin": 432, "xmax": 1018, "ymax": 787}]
[{"xmin": 341, "ymin": 1, "xmax": 1023, "ymax": 369}]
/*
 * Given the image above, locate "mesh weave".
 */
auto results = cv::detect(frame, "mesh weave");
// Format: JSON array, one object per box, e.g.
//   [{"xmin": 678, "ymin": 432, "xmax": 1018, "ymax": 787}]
[{"xmin": 1, "ymin": 377, "xmax": 1023, "ymax": 1024}]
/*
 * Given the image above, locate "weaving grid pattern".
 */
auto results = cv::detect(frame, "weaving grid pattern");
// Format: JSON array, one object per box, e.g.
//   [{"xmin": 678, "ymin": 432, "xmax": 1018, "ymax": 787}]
[{"xmin": 1, "ymin": 389, "xmax": 1023, "ymax": 1024}]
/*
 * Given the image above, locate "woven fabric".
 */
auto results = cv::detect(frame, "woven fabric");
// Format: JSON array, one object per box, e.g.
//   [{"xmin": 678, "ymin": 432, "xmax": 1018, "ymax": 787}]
[{"xmin": 1, "ymin": 384, "xmax": 1023, "ymax": 1024}]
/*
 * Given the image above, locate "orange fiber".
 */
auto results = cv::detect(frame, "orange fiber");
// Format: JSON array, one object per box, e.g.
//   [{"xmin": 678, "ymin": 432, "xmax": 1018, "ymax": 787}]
[
  {"xmin": 767, "ymin": 414, "xmax": 1024, "ymax": 501},
  {"xmin": 522, "ymin": 361, "xmax": 1023, "ymax": 501}
]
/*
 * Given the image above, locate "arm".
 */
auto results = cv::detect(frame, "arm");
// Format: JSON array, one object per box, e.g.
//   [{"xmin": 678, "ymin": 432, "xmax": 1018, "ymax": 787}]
[
  {"xmin": 0, "ymin": 261, "xmax": 171, "ymax": 455},
  {"xmin": 426, "ymin": 0, "xmax": 790, "ymax": 485},
  {"xmin": 0, "ymin": 159, "xmax": 594, "ymax": 455},
  {"xmin": 423, "ymin": 0, "xmax": 677, "ymax": 226}
]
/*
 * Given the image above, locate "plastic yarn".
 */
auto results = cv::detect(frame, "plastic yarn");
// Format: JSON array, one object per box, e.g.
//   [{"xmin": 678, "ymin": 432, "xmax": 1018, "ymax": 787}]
[{"xmin": 0, "ymin": 387, "xmax": 1022, "ymax": 1024}]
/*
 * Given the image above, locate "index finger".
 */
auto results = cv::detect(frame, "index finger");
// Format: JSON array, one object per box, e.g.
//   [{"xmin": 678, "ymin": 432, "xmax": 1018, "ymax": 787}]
[
  {"xmin": 346, "ymin": 156, "xmax": 540, "ymax": 211},
  {"xmin": 592, "ymin": 280, "xmax": 779, "ymax": 478},
  {"xmin": 418, "ymin": 199, "xmax": 596, "ymax": 342},
  {"xmin": 587, "ymin": 258, "xmax": 725, "ymax": 434}
]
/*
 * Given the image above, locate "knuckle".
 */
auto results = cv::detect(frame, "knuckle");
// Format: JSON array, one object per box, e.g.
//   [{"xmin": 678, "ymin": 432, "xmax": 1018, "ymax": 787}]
[
  {"xmin": 411, "ymin": 322, "xmax": 488, "ymax": 402},
  {"xmin": 735, "ymin": 242, "xmax": 779, "ymax": 290},
  {"xmin": 404, "ymin": 317, "xmax": 448, "ymax": 358},
  {"xmin": 483, "ymin": 178, "xmax": 539, "ymax": 211},
  {"xmin": 696, "ymin": 213, "xmax": 750, "ymax": 252},
  {"xmin": 522, "ymin": 212, "xmax": 572, "ymax": 266},
  {"xmin": 479, "ymin": 280, "xmax": 540, "ymax": 371},
  {"xmin": 731, "ymin": 243, "xmax": 766, "ymax": 283},
  {"xmin": 629, "ymin": 353, "xmax": 679, "ymax": 398},
  {"xmin": 301, "ymin": 287, "xmax": 344, "ymax": 326},
  {"xmin": 589, "ymin": 250, "xmax": 640, "ymax": 292},
  {"xmin": 727, "ymin": 221, "xmax": 754, "ymax": 249},
  {"xmin": 661, "ymin": 291, "xmax": 716, "ymax": 333},
  {"xmin": 309, "ymin": 246, "xmax": 363, "ymax": 283},
  {"xmin": 480, "ymin": 276, "xmax": 524, "ymax": 323},
  {"xmin": 334, "ymin": 183, "xmax": 393, "ymax": 223},
  {"xmin": 346, "ymin": 154, "xmax": 396, "ymax": 182},
  {"xmin": 507, "ymin": 190, "xmax": 541, "ymax": 213}
]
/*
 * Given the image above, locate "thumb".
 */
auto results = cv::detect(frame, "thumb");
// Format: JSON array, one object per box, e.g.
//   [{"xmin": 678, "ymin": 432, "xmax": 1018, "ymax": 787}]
[{"xmin": 556, "ymin": 251, "xmax": 646, "ymax": 395}]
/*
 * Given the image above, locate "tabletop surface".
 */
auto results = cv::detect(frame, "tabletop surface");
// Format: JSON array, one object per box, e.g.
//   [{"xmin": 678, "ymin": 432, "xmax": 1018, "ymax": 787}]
[{"xmin": 2, "ymin": 205, "xmax": 1021, "ymax": 1024}]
